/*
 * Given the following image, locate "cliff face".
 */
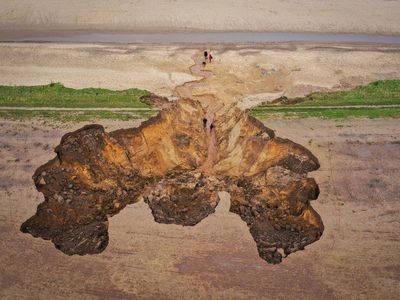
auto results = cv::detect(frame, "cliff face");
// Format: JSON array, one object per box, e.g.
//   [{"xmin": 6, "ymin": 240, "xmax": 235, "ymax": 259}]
[{"xmin": 21, "ymin": 98, "xmax": 323, "ymax": 264}]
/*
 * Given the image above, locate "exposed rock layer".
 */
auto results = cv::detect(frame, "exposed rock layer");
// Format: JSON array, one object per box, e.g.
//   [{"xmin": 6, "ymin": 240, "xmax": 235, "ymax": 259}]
[{"xmin": 21, "ymin": 98, "xmax": 323, "ymax": 264}]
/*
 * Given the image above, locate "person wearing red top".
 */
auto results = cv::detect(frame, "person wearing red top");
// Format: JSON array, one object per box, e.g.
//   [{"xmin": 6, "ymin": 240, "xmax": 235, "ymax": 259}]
[{"xmin": 208, "ymin": 53, "xmax": 213, "ymax": 63}]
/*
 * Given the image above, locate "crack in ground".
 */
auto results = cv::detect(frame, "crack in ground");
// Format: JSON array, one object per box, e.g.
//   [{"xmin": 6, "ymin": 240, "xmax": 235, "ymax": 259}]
[{"xmin": 21, "ymin": 52, "xmax": 324, "ymax": 264}]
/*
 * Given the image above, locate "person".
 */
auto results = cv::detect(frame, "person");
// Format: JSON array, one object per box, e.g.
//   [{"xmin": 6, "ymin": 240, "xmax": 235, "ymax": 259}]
[
  {"xmin": 204, "ymin": 50, "xmax": 208, "ymax": 61},
  {"xmin": 208, "ymin": 53, "xmax": 213, "ymax": 63},
  {"xmin": 202, "ymin": 118, "xmax": 207, "ymax": 128},
  {"xmin": 202, "ymin": 61, "xmax": 206, "ymax": 67},
  {"xmin": 210, "ymin": 123, "xmax": 214, "ymax": 131}
]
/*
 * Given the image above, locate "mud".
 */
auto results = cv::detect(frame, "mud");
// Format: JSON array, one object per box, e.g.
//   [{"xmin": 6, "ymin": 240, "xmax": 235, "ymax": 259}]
[
  {"xmin": 1, "ymin": 116, "xmax": 399, "ymax": 299},
  {"xmin": 21, "ymin": 94, "xmax": 324, "ymax": 264},
  {"xmin": 140, "ymin": 93, "xmax": 173, "ymax": 110},
  {"xmin": 144, "ymin": 171, "xmax": 221, "ymax": 226},
  {"xmin": 17, "ymin": 46, "xmax": 327, "ymax": 264},
  {"xmin": 230, "ymin": 167, "xmax": 322, "ymax": 264}
]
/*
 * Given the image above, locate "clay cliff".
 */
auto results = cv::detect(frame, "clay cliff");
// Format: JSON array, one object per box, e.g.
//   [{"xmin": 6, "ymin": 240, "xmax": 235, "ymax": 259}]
[{"xmin": 21, "ymin": 98, "xmax": 323, "ymax": 264}]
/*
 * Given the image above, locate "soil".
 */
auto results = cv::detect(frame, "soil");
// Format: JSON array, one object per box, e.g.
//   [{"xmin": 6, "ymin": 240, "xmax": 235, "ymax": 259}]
[
  {"xmin": 0, "ymin": 41, "xmax": 399, "ymax": 299},
  {"xmin": 0, "ymin": 117, "xmax": 399, "ymax": 299}
]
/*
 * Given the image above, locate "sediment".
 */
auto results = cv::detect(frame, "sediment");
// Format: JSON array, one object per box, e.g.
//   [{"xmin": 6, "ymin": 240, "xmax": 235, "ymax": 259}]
[
  {"xmin": 21, "ymin": 53, "xmax": 324, "ymax": 264},
  {"xmin": 21, "ymin": 98, "xmax": 323, "ymax": 263}
]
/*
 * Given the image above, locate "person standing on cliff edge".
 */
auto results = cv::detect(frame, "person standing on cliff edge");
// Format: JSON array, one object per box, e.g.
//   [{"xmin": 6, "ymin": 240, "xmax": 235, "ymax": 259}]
[{"xmin": 204, "ymin": 50, "xmax": 208, "ymax": 61}]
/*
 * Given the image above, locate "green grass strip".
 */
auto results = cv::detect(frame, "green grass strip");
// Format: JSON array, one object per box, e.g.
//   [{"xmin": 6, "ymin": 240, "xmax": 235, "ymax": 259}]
[
  {"xmin": 0, "ymin": 83, "xmax": 151, "ymax": 108},
  {"xmin": 250, "ymin": 107, "xmax": 400, "ymax": 119},
  {"xmin": 258, "ymin": 80, "xmax": 400, "ymax": 107}
]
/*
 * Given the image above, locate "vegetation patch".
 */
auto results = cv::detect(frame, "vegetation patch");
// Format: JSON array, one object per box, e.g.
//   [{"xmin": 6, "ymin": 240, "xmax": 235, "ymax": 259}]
[
  {"xmin": 252, "ymin": 80, "xmax": 400, "ymax": 119},
  {"xmin": 0, "ymin": 83, "xmax": 151, "ymax": 108},
  {"xmin": 262, "ymin": 80, "xmax": 400, "ymax": 107}
]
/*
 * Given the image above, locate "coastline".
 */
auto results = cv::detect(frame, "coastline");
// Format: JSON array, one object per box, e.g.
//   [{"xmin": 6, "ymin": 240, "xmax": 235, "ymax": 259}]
[{"xmin": 1, "ymin": 29, "xmax": 400, "ymax": 45}]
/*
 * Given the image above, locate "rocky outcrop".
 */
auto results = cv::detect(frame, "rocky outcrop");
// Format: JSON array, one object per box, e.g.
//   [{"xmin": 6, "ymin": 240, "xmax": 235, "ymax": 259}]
[
  {"xmin": 21, "ymin": 98, "xmax": 323, "ymax": 264},
  {"xmin": 140, "ymin": 93, "xmax": 173, "ymax": 110},
  {"xmin": 230, "ymin": 167, "xmax": 322, "ymax": 264},
  {"xmin": 144, "ymin": 171, "xmax": 221, "ymax": 226}
]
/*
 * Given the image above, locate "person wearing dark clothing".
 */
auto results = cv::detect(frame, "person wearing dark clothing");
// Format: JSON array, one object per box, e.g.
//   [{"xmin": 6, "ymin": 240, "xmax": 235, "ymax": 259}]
[
  {"xmin": 210, "ymin": 123, "xmax": 214, "ymax": 131},
  {"xmin": 204, "ymin": 51, "xmax": 208, "ymax": 60},
  {"xmin": 202, "ymin": 118, "xmax": 207, "ymax": 128}
]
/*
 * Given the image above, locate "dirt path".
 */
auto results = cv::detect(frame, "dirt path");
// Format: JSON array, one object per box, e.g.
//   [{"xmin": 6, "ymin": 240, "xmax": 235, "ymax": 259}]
[
  {"xmin": 255, "ymin": 104, "xmax": 400, "ymax": 109},
  {"xmin": 174, "ymin": 52, "xmax": 222, "ymax": 174},
  {"xmin": 174, "ymin": 52, "xmax": 215, "ymax": 105},
  {"xmin": 0, "ymin": 104, "xmax": 399, "ymax": 114},
  {"xmin": 0, "ymin": 107, "xmax": 158, "ymax": 111}
]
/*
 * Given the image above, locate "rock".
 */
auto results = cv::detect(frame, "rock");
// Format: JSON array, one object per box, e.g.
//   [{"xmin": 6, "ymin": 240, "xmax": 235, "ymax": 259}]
[
  {"xmin": 55, "ymin": 194, "xmax": 64, "ymax": 203},
  {"xmin": 38, "ymin": 177, "xmax": 46, "ymax": 186},
  {"xmin": 187, "ymin": 182, "xmax": 196, "ymax": 189}
]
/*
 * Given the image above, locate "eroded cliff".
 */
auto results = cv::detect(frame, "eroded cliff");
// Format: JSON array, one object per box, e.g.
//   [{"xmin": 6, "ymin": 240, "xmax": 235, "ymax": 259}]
[{"xmin": 21, "ymin": 97, "xmax": 323, "ymax": 264}]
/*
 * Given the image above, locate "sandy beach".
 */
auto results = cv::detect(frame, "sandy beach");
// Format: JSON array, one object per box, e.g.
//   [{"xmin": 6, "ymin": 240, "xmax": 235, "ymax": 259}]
[
  {"xmin": 1, "ymin": 0, "xmax": 400, "ymax": 35},
  {"xmin": 0, "ymin": 1, "xmax": 400, "ymax": 297},
  {"xmin": 1, "ymin": 42, "xmax": 400, "ymax": 103}
]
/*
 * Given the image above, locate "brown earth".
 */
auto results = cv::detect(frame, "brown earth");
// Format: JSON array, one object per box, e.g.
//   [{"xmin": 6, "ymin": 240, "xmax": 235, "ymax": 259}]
[
  {"xmin": 0, "ymin": 117, "xmax": 399, "ymax": 299},
  {"xmin": 18, "ymin": 47, "xmax": 328, "ymax": 265},
  {"xmin": 19, "ymin": 96, "xmax": 323, "ymax": 264},
  {"xmin": 1, "ymin": 42, "xmax": 400, "ymax": 298}
]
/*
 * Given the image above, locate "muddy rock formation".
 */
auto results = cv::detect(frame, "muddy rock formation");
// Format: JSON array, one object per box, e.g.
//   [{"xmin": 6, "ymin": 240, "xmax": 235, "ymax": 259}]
[
  {"xmin": 230, "ymin": 167, "xmax": 322, "ymax": 264},
  {"xmin": 144, "ymin": 171, "xmax": 221, "ymax": 226},
  {"xmin": 140, "ymin": 93, "xmax": 173, "ymax": 110},
  {"xmin": 22, "ymin": 98, "xmax": 323, "ymax": 264}
]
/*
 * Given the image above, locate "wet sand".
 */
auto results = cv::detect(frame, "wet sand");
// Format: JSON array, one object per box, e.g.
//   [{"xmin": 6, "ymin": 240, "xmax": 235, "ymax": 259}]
[
  {"xmin": 1, "ymin": 0, "xmax": 400, "ymax": 35},
  {"xmin": 2, "ymin": 31, "xmax": 400, "ymax": 44},
  {"xmin": 0, "ymin": 118, "xmax": 399, "ymax": 299}
]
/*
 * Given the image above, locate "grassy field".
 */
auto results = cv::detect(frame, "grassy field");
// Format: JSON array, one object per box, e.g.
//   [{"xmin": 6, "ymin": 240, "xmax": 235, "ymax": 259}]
[
  {"xmin": 251, "ymin": 80, "xmax": 400, "ymax": 119},
  {"xmin": 0, "ymin": 83, "xmax": 151, "ymax": 108},
  {"xmin": 1, "ymin": 80, "xmax": 399, "ymax": 122}
]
